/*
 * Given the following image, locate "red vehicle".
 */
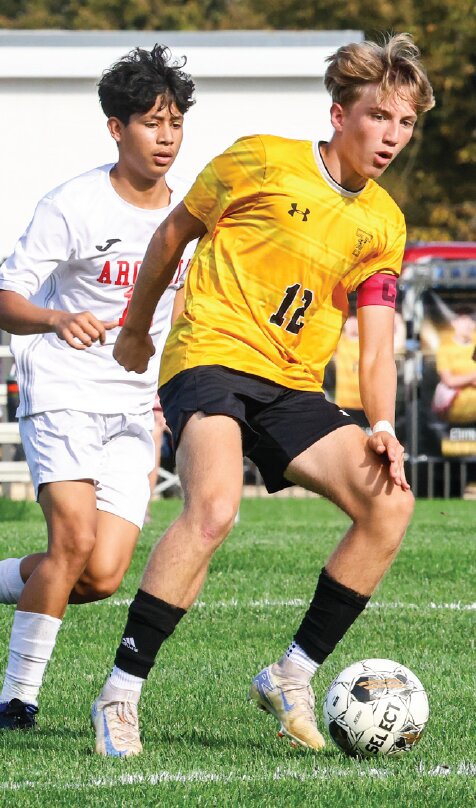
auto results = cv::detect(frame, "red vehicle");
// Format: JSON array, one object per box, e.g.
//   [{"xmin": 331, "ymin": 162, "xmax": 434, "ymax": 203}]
[
  {"xmin": 401, "ymin": 241, "xmax": 476, "ymax": 286},
  {"xmin": 403, "ymin": 241, "xmax": 476, "ymax": 265}
]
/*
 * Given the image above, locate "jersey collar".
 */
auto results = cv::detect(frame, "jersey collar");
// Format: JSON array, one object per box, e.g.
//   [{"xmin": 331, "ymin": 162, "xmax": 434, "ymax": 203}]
[{"xmin": 313, "ymin": 141, "xmax": 367, "ymax": 199}]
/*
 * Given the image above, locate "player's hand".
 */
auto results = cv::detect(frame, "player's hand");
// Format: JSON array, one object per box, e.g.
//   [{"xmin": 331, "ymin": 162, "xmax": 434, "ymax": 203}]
[
  {"xmin": 368, "ymin": 431, "xmax": 410, "ymax": 491},
  {"xmin": 52, "ymin": 311, "xmax": 119, "ymax": 349},
  {"xmin": 113, "ymin": 327, "xmax": 155, "ymax": 373}
]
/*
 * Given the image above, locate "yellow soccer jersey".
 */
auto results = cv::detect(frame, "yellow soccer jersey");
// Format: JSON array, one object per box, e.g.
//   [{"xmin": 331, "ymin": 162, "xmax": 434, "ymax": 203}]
[
  {"xmin": 335, "ymin": 335, "xmax": 363, "ymax": 410},
  {"xmin": 437, "ymin": 338, "xmax": 476, "ymax": 424},
  {"xmin": 160, "ymin": 134, "xmax": 406, "ymax": 390}
]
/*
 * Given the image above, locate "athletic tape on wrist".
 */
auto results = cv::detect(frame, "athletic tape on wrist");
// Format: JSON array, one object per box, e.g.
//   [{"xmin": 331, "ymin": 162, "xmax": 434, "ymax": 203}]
[{"xmin": 372, "ymin": 420, "xmax": 396, "ymax": 437}]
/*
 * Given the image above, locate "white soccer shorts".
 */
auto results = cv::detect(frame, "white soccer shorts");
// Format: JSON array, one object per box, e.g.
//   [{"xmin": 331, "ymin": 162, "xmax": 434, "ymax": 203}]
[{"xmin": 19, "ymin": 410, "xmax": 155, "ymax": 528}]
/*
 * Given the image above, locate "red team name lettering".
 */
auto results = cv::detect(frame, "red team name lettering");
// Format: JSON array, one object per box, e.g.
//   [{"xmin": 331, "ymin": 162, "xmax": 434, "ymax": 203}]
[
  {"xmin": 97, "ymin": 258, "xmax": 191, "ymax": 326},
  {"xmin": 96, "ymin": 261, "xmax": 111, "ymax": 285},
  {"xmin": 115, "ymin": 261, "xmax": 130, "ymax": 286},
  {"xmin": 96, "ymin": 258, "xmax": 188, "ymax": 287}
]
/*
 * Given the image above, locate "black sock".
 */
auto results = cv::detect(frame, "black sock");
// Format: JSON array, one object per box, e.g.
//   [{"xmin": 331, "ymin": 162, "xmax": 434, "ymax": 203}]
[
  {"xmin": 293, "ymin": 567, "xmax": 369, "ymax": 665},
  {"xmin": 114, "ymin": 588, "xmax": 186, "ymax": 679}
]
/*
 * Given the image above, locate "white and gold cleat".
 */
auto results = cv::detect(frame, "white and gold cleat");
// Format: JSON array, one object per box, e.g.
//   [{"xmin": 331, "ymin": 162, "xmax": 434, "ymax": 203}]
[{"xmin": 249, "ymin": 663, "xmax": 325, "ymax": 750}]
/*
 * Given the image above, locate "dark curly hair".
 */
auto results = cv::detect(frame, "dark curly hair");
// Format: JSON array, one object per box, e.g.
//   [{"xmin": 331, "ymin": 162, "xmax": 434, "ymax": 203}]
[{"xmin": 98, "ymin": 44, "xmax": 195, "ymax": 123}]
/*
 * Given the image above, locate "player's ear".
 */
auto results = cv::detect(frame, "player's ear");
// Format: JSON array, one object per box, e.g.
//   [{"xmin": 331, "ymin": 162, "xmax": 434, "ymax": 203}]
[
  {"xmin": 107, "ymin": 117, "xmax": 123, "ymax": 144},
  {"xmin": 330, "ymin": 103, "xmax": 345, "ymax": 132}
]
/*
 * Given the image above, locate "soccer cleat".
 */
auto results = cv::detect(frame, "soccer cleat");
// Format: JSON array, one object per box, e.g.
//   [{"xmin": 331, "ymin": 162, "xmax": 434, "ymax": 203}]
[
  {"xmin": 0, "ymin": 698, "xmax": 38, "ymax": 730},
  {"xmin": 248, "ymin": 663, "xmax": 325, "ymax": 750},
  {"xmin": 91, "ymin": 695, "xmax": 143, "ymax": 757}
]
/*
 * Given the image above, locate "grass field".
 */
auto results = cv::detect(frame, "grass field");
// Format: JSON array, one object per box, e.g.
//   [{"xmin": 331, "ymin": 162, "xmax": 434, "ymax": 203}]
[{"xmin": 0, "ymin": 496, "xmax": 474, "ymax": 807}]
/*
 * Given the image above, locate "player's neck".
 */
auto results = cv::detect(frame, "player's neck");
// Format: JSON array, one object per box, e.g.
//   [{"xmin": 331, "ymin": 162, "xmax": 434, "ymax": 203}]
[
  {"xmin": 109, "ymin": 165, "xmax": 171, "ymax": 210},
  {"xmin": 319, "ymin": 141, "xmax": 367, "ymax": 193}
]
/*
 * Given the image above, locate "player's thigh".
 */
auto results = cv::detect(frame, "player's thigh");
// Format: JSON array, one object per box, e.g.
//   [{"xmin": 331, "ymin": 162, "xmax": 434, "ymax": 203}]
[
  {"xmin": 177, "ymin": 412, "xmax": 244, "ymax": 509},
  {"xmin": 82, "ymin": 509, "xmax": 140, "ymax": 582},
  {"xmin": 285, "ymin": 424, "xmax": 409, "ymax": 520},
  {"xmin": 38, "ymin": 479, "xmax": 98, "ymax": 555}
]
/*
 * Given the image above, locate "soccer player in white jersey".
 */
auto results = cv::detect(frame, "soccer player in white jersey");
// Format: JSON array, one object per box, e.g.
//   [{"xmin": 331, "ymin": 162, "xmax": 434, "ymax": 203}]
[{"xmin": 0, "ymin": 44, "xmax": 196, "ymax": 730}]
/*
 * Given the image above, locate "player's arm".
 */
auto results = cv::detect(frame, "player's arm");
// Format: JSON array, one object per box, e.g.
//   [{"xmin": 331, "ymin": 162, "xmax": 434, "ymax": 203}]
[
  {"xmin": 0, "ymin": 195, "xmax": 117, "ymax": 349},
  {"xmin": 114, "ymin": 202, "xmax": 206, "ymax": 373},
  {"xmin": 438, "ymin": 367, "xmax": 476, "ymax": 388},
  {"xmin": 357, "ymin": 276, "xmax": 409, "ymax": 491},
  {"xmin": 0, "ymin": 290, "xmax": 117, "ymax": 349}
]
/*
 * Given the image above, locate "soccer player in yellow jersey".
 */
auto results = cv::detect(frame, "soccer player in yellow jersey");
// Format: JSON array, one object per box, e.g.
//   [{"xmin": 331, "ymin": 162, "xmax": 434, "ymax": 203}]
[
  {"xmin": 435, "ymin": 307, "xmax": 476, "ymax": 424},
  {"xmin": 92, "ymin": 33, "xmax": 435, "ymax": 756}
]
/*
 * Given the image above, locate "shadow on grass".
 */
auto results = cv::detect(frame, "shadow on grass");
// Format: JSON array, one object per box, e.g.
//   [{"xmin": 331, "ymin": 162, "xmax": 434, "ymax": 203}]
[{"xmin": 151, "ymin": 723, "xmax": 338, "ymax": 762}]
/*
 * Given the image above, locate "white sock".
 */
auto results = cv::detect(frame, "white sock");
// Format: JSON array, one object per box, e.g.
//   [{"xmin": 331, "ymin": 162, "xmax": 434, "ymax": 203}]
[
  {"xmin": 0, "ymin": 557, "xmax": 26, "ymax": 604},
  {"xmin": 0, "ymin": 610, "xmax": 62, "ymax": 706},
  {"xmin": 103, "ymin": 665, "xmax": 144, "ymax": 700},
  {"xmin": 277, "ymin": 641, "xmax": 320, "ymax": 682}
]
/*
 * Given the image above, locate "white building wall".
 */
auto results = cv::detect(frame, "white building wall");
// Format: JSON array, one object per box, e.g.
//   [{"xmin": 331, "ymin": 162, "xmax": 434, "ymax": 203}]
[{"xmin": 0, "ymin": 30, "xmax": 362, "ymax": 256}]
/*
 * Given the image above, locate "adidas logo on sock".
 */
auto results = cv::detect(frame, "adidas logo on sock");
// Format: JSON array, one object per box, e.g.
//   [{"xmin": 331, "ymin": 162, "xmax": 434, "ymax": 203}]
[{"xmin": 121, "ymin": 636, "xmax": 138, "ymax": 653}]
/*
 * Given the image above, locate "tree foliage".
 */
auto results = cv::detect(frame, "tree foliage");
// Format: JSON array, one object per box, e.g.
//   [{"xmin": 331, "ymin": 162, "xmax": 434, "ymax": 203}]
[{"xmin": 1, "ymin": 0, "xmax": 474, "ymax": 240}]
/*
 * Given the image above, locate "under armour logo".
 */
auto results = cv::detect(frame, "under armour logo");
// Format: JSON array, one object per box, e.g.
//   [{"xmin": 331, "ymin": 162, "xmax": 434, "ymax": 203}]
[
  {"xmin": 288, "ymin": 203, "xmax": 310, "ymax": 222},
  {"xmin": 96, "ymin": 238, "xmax": 122, "ymax": 252}
]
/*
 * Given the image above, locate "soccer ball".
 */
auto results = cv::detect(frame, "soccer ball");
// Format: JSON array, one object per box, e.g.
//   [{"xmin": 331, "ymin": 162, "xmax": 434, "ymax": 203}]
[{"xmin": 323, "ymin": 658, "xmax": 429, "ymax": 758}]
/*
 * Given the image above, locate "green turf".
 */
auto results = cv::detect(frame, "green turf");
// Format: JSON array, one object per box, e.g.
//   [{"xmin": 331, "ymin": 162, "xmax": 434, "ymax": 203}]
[{"xmin": 0, "ymin": 497, "xmax": 474, "ymax": 807}]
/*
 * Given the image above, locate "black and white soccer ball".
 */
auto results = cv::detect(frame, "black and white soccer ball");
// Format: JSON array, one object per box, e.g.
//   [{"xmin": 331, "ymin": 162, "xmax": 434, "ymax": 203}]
[{"xmin": 323, "ymin": 658, "xmax": 429, "ymax": 758}]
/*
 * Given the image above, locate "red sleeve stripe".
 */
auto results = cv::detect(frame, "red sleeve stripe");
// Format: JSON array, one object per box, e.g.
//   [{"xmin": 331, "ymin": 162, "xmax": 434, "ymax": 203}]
[{"xmin": 357, "ymin": 273, "xmax": 397, "ymax": 309}]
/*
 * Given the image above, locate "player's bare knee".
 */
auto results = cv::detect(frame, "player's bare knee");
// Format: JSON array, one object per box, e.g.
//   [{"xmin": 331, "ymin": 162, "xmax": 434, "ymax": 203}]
[
  {"xmin": 387, "ymin": 488, "xmax": 415, "ymax": 528},
  {"xmin": 371, "ymin": 489, "xmax": 414, "ymax": 545},
  {"xmin": 199, "ymin": 513, "xmax": 235, "ymax": 549},
  {"xmin": 49, "ymin": 531, "xmax": 96, "ymax": 576},
  {"xmin": 187, "ymin": 498, "xmax": 237, "ymax": 551},
  {"xmin": 355, "ymin": 487, "xmax": 414, "ymax": 537},
  {"xmin": 401, "ymin": 488, "xmax": 415, "ymax": 522}
]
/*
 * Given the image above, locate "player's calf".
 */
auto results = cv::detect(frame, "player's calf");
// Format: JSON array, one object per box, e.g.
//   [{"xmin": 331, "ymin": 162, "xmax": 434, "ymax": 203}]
[{"xmin": 71, "ymin": 571, "xmax": 124, "ymax": 603}]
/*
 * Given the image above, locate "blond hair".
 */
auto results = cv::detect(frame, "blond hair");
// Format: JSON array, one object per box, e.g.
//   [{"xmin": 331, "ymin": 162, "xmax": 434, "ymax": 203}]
[{"xmin": 324, "ymin": 33, "xmax": 435, "ymax": 114}]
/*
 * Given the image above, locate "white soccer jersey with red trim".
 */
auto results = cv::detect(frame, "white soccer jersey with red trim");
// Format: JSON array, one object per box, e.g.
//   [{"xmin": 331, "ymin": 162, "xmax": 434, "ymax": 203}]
[{"xmin": 0, "ymin": 165, "xmax": 196, "ymax": 416}]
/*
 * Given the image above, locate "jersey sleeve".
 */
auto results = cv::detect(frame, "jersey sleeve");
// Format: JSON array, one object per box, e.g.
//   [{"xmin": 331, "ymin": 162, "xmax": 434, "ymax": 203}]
[
  {"xmin": 342, "ymin": 219, "xmax": 406, "ymax": 294},
  {"xmin": 0, "ymin": 195, "xmax": 75, "ymax": 299},
  {"xmin": 183, "ymin": 135, "xmax": 266, "ymax": 233}
]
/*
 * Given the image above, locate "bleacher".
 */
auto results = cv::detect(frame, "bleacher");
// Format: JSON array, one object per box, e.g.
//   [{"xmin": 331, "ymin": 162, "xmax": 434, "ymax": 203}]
[{"xmin": 0, "ymin": 344, "xmax": 32, "ymax": 498}]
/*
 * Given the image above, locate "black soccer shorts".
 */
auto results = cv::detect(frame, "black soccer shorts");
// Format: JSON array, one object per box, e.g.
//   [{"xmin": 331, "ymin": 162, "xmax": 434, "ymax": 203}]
[{"xmin": 159, "ymin": 365, "xmax": 355, "ymax": 493}]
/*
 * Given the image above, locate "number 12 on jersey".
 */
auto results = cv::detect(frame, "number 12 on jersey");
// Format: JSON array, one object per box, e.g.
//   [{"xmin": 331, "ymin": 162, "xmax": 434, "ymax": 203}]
[{"xmin": 269, "ymin": 283, "xmax": 314, "ymax": 334}]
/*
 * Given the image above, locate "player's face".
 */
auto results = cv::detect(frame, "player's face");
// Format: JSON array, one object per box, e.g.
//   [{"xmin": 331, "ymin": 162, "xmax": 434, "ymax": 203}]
[
  {"xmin": 331, "ymin": 84, "xmax": 417, "ymax": 189},
  {"xmin": 110, "ymin": 96, "xmax": 184, "ymax": 183}
]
